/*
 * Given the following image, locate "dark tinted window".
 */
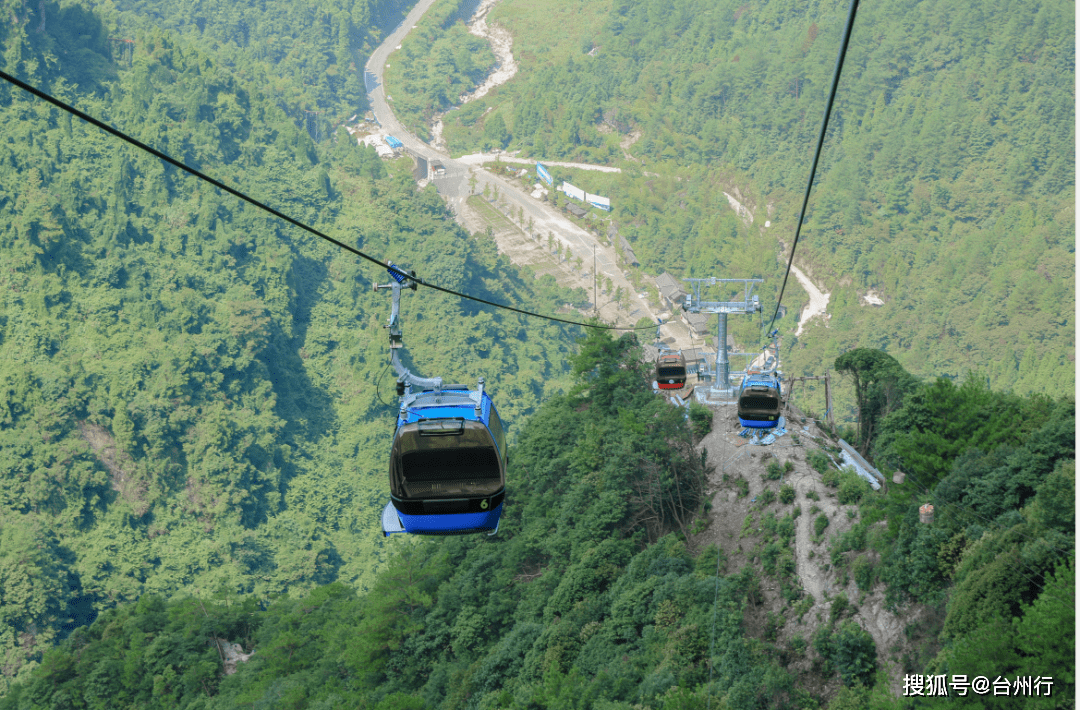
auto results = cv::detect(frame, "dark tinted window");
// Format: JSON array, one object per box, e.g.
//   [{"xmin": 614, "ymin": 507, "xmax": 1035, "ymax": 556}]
[
  {"xmin": 402, "ymin": 447, "xmax": 501, "ymax": 482},
  {"xmin": 392, "ymin": 420, "xmax": 505, "ymax": 498}
]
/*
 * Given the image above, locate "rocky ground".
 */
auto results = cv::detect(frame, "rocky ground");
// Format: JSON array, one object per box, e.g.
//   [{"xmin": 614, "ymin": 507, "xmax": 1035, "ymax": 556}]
[{"xmin": 689, "ymin": 399, "xmax": 928, "ymax": 697}]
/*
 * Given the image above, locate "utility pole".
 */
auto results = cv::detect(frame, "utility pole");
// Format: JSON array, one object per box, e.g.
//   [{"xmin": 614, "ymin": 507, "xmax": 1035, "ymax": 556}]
[
  {"xmin": 593, "ymin": 245, "xmax": 597, "ymax": 318},
  {"xmin": 683, "ymin": 277, "xmax": 764, "ymax": 402},
  {"xmin": 825, "ymin": 369, "xmax": 834, "ymax": 431}
]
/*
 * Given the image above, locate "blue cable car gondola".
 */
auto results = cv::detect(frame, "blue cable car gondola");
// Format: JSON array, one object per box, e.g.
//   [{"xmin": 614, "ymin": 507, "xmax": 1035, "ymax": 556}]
[
  {"xmin": 738, "ymin": 331, "xmax": 784, "ymax": 428},
  {"xmin": 376, "ymin": 264, "xmax": 506, "ymax": 537},
  {"xmin": 737, "ymin": 371, "xmax": 783, "ymax": 428},
  {"xmin": 382, "ymin": 383, "xmax": 506, "ymax": 535}
]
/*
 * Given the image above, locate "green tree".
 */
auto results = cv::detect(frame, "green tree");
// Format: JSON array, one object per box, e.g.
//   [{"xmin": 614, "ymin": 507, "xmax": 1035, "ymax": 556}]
[
  {"xmin": 483, "ymin": 113, "xmax": 510, "ymax": 149},
  {"xmin": 834, "ymin": 349, "xmax": 919, "ymax": 451},
  {"xmin": 829, "ymin": 621, "xmax": 877, "ymax": 687}
]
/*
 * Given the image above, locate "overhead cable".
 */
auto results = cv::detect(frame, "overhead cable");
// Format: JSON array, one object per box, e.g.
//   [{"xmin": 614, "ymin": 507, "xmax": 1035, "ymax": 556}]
[{"xmin": 766, "ymin": 0, "xmax": 861, "ymax": 335}]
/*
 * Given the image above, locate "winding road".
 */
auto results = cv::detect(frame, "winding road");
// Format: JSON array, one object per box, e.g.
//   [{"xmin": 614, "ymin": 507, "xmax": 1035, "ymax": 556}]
[{"xmin": 361, "ymin": 3, "xmax": 656, "ymax": 327}]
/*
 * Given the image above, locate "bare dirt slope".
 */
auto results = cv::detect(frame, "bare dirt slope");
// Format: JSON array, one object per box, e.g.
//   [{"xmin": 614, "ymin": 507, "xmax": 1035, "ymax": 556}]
[{"xmin": 689, "ymin": 400, "xmax": 923, "ymax": 697}]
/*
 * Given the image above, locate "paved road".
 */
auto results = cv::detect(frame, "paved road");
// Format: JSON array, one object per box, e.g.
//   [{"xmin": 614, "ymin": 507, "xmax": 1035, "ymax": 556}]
[
  {"xmin": 456, "ymin": 153, "xmax": 622, "ymax": 173},
  {"xmin": 361, "ymin": 6, "xmax": 656, "ymax": 326}
]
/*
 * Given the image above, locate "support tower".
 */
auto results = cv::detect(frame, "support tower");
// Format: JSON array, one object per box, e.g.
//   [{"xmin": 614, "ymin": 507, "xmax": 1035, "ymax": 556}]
[{"xmin": 683, "ymin": 277, "xmax": 764, "ymax": 400}]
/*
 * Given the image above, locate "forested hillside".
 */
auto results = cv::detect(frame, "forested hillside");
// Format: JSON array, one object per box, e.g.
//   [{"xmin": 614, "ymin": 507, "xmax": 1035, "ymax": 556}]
[
  {"xmin": 0, "ymin": 0, "xmax": 1074, "ymax": 705},
  {"xmin": 419, "ymin": 0, "xmax": 1075, "ymax": 404},
  {"xmin": 382, "ymin": 0, "xmax": 497, "ymax": 143},
  {"xmin": 0, "ymin": 0, "xmax": 582, "ymax": 691},
  {"xmin": 829, "ymin": 350, "xmax": 1074, "ymax": 707},
  {"xmin": 0, "ymin": 332, "xmax": 783, "ymax": 709},
  {"xmin": 104, "ymin": 0, "xmax": 386, "ymax": 128},
  {"xmin": 2, "ymin": 341, "xmax": 1072, "ymax": 709}
]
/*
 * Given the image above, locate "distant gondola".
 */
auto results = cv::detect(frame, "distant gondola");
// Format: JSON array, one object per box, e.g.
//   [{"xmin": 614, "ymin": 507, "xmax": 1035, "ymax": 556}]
[
  {"xmin": 376, "ymin": 263, "xmax": 506, "ymax": 536},
  {"xmin": 737, "ymin": 371, "xmax": 783, "ymax": 428},
  {"xmin": 656, "ymin": 351, "xmax": 687, "ymax": 390}
]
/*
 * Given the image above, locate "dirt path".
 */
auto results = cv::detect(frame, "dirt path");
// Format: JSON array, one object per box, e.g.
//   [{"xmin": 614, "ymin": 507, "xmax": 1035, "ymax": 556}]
[
  {"xmin": 429, "ymin": 0, "xmax": 516, "ymax": 150},
  {"xmin": 620, "ymin": 130, "xmax": 642, "ymax": 162},
  {"xmin": 723, "ymin": 192, "xmax": 755, "ymax": 228}
]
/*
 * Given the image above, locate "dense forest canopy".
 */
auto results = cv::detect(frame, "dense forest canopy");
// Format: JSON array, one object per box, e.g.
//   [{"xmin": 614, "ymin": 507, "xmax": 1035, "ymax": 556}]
[
  {"xmin": 0, "ymin": 0, "xmax": 1073, "ymax": 706},
  {"xmin": 1, "ymin": 339, "xmax": 1073, "ymax": 708},
  {"xmin": 0, "ymin": 0, "xmax": 583, "ymax": 691}
]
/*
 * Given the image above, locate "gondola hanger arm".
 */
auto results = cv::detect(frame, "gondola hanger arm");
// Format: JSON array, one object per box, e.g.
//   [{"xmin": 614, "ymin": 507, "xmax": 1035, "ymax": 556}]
[{"xmin": 374, "ymin": 262, "xmax": 442, "ymax": 394}]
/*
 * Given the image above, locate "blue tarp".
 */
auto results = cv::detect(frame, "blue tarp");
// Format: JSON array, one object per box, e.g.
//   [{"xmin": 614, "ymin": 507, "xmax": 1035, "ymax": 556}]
[{"xmin": 739, "ymin": 417, "xmax": 787, "ymax": 445}]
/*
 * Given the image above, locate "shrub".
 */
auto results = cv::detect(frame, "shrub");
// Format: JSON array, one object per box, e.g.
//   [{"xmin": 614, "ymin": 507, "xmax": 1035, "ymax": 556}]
[
  {"xmin": 835, "ymin": 523, "xmax": 868, "ymax": 553},
  {"xmin": 740, "ymin": 513, "xmax": 756, "ymax": 538},
  {"xmin": 779, "ymin": 485, "xmax": 796, "ymax": 504},
  {"xmin": 762, "ymin": 541, "xmax": 782, "ymax": 575},
  {"xmin": 689, "ymin": 402, "xmax": 712, "ymax": 439},
  {"xmin": 830, "ymin": 621, "xmax": 877, "ymax": 687},
  {"xmin": 812, "ymin": 625, "xmax": 833, "ymax": 665},
  {"xmin": 792, "ymin": 505, "xmax": 802, "ymax": 519},
  {"xmin": 814, "ymin": 514, "xmax": 829, "ymax": 536},
  {"xmin": 778, "ymin": 551, "xmax": 796, "ymax": 576},
  {"xmin": 758, "ymin": 489, "xmax": 776, "ymax": 506},
  {"xmin": 837, "ymin": 468, "xmax": 870, "ymax": 505},
  {"xmin": 822, "ymin": 469, "xmax": 841, "ymax": 488},
  {"xmin": 790, "ymin": 634, "xmax": 808, "ymax": 655},
  {"xmin": 853, "ymin": 555, "xmax": 877, "ymax": 592},
  {"xmin": 764, "ymin": 612, "xmax": 784, "ymax": 642},
  {"xmin": 808, "ymin": 449, "xmax": 832, "ymax": 474},
  {"xmin": 830, "ymin": 592, "xmax": 850, "ymax": 623},
  {"xmin": 765, "ymin": 460, "xmax": 784, "ymax": 480},
  {"xmin": 761, "ymin": 511, "xmax": 795, "ymax": 545},
  {"xmin": 805, "ymin": 489, "xmax": 820, "ymax": 501},
  {"xmin": 784, "ymin": 460, "xmax": 795, "ymax": 473},
  {"xmin": 736, "ymin": 477, "xmax": 750, "ymax": 498}
]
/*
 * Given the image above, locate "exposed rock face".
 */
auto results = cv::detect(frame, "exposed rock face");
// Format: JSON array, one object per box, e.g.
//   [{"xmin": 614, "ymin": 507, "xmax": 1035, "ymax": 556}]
[
  {"xmin": 211, "ymin": 639, "xmax": 255, "ymax": 676},
  {"xmin": 78, "ymin": 420, "xmax": 150, "ymax": 516}
]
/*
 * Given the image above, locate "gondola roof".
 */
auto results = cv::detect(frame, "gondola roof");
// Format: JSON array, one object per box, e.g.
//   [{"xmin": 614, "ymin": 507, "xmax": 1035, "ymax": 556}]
[{"xmin": 399, "ymin": 388, "xmax": 493, "ymax": 426}]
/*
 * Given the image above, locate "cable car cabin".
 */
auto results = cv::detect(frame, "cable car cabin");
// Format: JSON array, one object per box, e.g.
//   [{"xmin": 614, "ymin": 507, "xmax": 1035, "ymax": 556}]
[
  {"xmin": 382, "ymin": 386, "xmax": 506, "ymax": 536},
  {"xmin": 738, "ymin": 373, "xmax": 783, "ymax": 428},
  {"xmin": 656, "ymin": 352, "xmax": 687, "ymax": 390}
]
